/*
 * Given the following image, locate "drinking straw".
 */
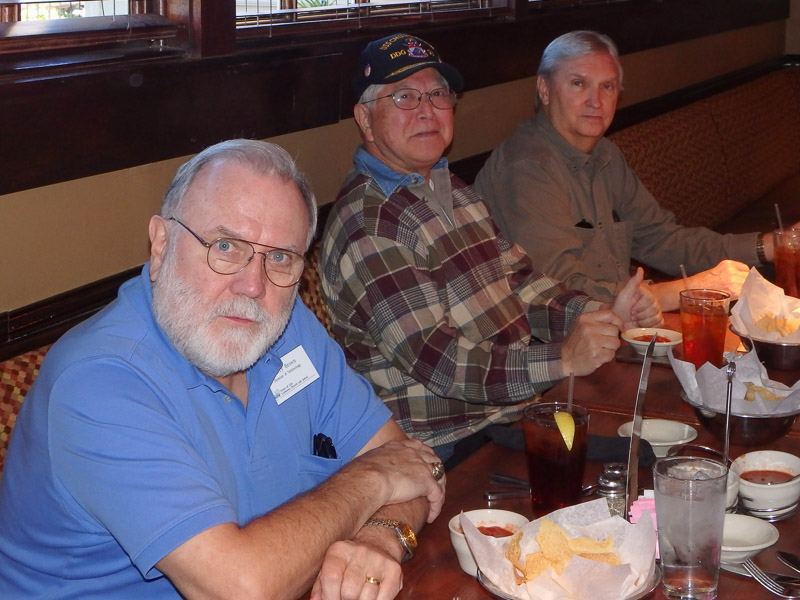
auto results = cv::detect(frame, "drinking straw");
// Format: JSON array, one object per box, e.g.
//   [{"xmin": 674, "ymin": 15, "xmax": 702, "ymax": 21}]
[
  {"xmin": 567, "ymin": 372, "xmax": 574, "ymax": 413},
  {"xmin": 776, "ymin": 203, "xmax": 784, "ymax": 231},
  {"xmin": 679, "ymin": 264, "xmax": 693, "ymax": 300},
  {"xmin": 679, "ymin": 264, "xmax": 690, "ymax": 290}
]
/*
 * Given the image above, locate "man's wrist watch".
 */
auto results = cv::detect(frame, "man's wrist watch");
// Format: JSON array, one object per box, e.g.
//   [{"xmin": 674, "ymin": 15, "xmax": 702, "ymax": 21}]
[{"xmin": 364, "ymin": 517, "xmax": 418, "ymax": 562}]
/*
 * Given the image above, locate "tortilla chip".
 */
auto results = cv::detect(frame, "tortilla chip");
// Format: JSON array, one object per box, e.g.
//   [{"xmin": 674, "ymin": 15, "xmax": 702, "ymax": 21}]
[
  {"xmin": 577, "ymin": 551, "xmax": 621, "ymax": 566},
  {"xmin": 568, "ymin": 535, "xmax": 614, "ymax": 555},
  {"xmin": 506, "ymin": 519, "xmax": 621, "ymax": 584},
  {"xmin": 755, "ymin": 312, "xmax": 800, "ymax": 337},
  {"xmin": 536, "ymin": 519, "xmax": 572, "ymax": 575},
  {"xmin": 744, "ymin": 381, "xmax": 784, "ymax": 402},
  {"xmin": 506, "ymin": 531, "xmax": 527, "ymax": 585},
  {"xmin": 524, "ymin": 552, "xmax": 553, "ymax": 580}
]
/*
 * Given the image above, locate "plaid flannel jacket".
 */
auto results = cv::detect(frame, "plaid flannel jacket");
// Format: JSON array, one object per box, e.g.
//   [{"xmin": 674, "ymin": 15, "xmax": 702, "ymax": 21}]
[{"xmin": 320, "ymin": 152, "xmax": 599, "ymax": 447}]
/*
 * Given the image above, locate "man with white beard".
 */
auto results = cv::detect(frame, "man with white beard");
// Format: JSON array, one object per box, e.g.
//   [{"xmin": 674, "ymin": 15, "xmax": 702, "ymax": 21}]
[{"xmin": 0, "ymin": 140, "xmax": 445, "ymax": 600}]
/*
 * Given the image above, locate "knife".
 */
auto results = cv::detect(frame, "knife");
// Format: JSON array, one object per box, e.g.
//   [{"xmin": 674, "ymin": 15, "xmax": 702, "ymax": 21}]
[
  {"xmin": 778, "ymin": 552, "xmax": 800, "ymax": 576},
  {"xmin": 625, "ymin": 333, "xmax": 657, "ymax": 521}
]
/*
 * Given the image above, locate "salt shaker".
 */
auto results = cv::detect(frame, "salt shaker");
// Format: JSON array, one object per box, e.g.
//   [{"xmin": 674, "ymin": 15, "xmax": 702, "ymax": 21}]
[{"xmin": 597, "ymin": 462, "xmax": 627, "ymax": 517}]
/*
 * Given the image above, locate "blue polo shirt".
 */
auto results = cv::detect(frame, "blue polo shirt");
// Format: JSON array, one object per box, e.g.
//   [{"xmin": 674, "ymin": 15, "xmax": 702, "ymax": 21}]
[{"xmin": 0, "ymin": 266, "xmax": 391, "ymax": 599}]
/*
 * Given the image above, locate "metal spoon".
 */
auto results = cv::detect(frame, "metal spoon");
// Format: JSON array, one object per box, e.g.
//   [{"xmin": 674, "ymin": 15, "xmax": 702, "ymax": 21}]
[{"xmin": 778, "ymin": 551, "xmax": 800, "ymax": 576}]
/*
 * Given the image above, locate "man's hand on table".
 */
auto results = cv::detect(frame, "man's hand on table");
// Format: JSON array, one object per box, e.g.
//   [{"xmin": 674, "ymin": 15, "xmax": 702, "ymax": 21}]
[
  {"xmin": 687, "ymin": 259, "xmax": 749, "ymax": 301},
  {"xmin": 311, "ymin": 536, "xmax": 403, "ymax": 600}
]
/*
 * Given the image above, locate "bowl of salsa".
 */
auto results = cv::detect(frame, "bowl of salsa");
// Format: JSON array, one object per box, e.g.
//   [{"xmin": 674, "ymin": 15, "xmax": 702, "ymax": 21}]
[
  {"xmin": 621, "ymin": 328, "xmax": 682, "ymax": 357},
  {"xmin": 449, "ymin": 509, "xmax": 528, "ymax": 576},
  {"xmin": 732, "ymin": 450, "xmax": 800, "ymax": 521}
]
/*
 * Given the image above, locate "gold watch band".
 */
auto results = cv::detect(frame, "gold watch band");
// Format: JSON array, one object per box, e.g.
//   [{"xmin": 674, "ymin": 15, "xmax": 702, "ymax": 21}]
[{"xmin": 363, "ymin": 517, "xmax": 418, "ymax": 562}]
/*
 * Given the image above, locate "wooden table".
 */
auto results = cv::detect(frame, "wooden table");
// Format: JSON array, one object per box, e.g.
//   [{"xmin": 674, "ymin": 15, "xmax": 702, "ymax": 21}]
[{"xmin": 394, "ymin": 314, "xmax": 800, "ymax": 599}]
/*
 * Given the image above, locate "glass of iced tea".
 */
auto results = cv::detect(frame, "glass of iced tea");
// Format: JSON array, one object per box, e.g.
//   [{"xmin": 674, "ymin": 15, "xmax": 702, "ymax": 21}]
[
  {"xmin": 522, "ymin": 401, "xmax": 589, "ymax": 516},
  {"xmin": 773, "ymin": 228, "xmax": 800, "ymax": 298},
  {"xmin": 679, "ymin": 289, "xmax": 730, "ymax": 370}
]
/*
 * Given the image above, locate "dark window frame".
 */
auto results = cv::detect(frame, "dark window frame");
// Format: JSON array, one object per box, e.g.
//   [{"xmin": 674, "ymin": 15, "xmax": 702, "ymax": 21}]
[{"xmin": 0, "ymin": 0, "xmax": 791, "ymax": 197}]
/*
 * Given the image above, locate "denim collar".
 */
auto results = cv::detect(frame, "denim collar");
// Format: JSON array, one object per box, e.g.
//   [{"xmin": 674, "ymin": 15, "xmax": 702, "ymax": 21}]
[{"xmin": 354, "ymin": 146, "xmax": 449, "ymax": 198}]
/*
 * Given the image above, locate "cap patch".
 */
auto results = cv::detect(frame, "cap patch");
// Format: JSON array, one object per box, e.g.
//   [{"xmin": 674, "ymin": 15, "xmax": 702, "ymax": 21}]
[{"xmin": 406, "ymin": 38, "xmax": 429, "ymax": 59}]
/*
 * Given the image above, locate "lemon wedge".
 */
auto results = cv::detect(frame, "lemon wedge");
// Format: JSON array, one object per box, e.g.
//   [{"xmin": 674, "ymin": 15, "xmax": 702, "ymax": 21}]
[{"xmin": 554, "ymin": 411, "xmax": 575, "ymax": 451}]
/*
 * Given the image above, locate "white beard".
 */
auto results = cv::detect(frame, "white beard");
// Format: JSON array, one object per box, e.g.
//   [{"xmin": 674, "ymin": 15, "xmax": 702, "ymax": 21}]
[{"xmin": 152, "ymin": 251, "xmax": 295, "ymax": 378}]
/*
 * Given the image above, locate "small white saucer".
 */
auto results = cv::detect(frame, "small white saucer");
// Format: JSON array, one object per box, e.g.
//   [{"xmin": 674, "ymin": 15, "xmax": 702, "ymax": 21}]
[
  {"xmin": 720, "ymin": 513, "xmax": 779, "ymax": 563},
  {"xmin": 617, "ymin": 419, "xmax": 698, "ymax": 457}
]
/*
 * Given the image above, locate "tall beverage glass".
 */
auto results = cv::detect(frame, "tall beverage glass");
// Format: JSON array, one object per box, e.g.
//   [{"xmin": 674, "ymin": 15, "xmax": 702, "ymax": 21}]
[
  {"xmin": 654, "ymin": 456, "xmax": 728, "ymax": 600},
  {"xmin": 679, "ymin": 289, "xmax": 730, "ymax": 369},
  {"xmin": 522, "ymin": 402, "xmax": 589, "ymax": 516},
  {"xmin": 774, "ymin": 228, "xmax": 800, "ymax": 298}
]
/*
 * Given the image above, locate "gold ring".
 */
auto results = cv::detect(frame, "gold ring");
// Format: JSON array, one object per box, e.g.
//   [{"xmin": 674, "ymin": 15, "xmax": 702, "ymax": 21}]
[
  {"xmin": 431, "ymin": 461, "xmax": 445, "ymax": 481},
  {"xmin": 365, "ymin": 576, "xmax": 381, "ymax": 586}
]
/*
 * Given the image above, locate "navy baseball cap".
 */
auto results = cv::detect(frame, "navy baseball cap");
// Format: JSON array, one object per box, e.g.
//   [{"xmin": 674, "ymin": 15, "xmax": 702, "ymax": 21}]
[{"xmin": 353, "ymin": 33, "xmax": 464, "ymax": 101}]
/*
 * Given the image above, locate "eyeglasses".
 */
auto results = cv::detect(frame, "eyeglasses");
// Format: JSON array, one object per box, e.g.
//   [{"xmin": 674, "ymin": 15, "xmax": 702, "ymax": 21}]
[
  {"xmin": 363, "ymin": 87, "xmax": 457, "ymax": 111},
  {"xmin": 169, "ymin": 218, "xmax": 305, "ymax": 288}
]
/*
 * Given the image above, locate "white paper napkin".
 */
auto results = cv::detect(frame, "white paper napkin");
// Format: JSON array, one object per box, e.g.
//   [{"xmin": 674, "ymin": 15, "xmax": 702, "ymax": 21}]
[
  {"xmin": 462, "ymin": 499, "xmax": 657, "ymax": 600},
  {"xmin": 730, "ymin": 268, "xmax": 800, "ymax": 343}
]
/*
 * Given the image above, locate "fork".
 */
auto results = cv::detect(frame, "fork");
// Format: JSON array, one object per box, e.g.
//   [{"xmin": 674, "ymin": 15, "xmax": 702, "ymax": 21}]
[{"xmin": 743, "ymin": 558, "xmax": 800, "ymax": 598}]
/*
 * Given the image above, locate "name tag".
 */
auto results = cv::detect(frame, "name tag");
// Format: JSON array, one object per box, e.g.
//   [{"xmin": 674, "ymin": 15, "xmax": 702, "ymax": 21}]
[{"xmin": 270, "ymin": 345, "xmax": 320, "ymax": 405}]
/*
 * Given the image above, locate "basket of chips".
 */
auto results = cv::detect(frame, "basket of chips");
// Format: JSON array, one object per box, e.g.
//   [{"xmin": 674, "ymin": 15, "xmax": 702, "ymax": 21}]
[
  {"xmin": 730, "ymin": 269, "xmax": 800, "ymax": 373},
  {"xmin": 461, "ymin": 499, "xmax": 658, "ymax": 600}
]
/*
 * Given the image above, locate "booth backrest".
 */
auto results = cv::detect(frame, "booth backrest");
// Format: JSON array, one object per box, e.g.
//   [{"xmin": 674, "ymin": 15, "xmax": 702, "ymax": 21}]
[
  {"xmin": 607, "ymin": 67, "xmax": 800, "ymax": 230},
  {"xmin": 0, "ymin": 346, "xmax": 50, "ymax": 477}
]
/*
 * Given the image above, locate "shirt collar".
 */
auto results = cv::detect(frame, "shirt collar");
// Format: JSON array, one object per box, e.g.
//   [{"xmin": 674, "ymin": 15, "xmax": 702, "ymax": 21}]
[
  {"xmin": 535, "ymin": 110, "xmax": 612, "ymax": 171},
  {"xmin": 354, "ymin": 145, "xmax": 449, "ymax": 198}
]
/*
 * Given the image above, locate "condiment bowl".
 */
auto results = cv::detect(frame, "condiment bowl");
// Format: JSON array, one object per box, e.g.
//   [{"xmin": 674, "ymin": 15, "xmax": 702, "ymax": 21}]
[
  {"xmin": 720, "ymin": 513, "xmax": 779, "ymax": 563},
  {"xmin": 622, "ymin": 328, "xmax": 682, "ymax": 357},
  {"xmin": 731, "ymin": 450, "xmax": 800, "ymax": 521},
  {"xmin": 726, "ymin": 469, "xmax": 740, "ymax": 513},
  {"xmin": 617, "ymin": 418, "xmax": 697, "ymax": 457},
  {"xmin": 448, "ymin": 509, "xmax": 528, "ymax": 576}
]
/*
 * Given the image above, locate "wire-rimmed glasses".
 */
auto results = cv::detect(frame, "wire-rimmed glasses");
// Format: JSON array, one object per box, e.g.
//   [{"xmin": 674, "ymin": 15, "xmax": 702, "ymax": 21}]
[
  {"xmin": 169, "ymin": 218, "xmax": 305, "ymax": 288},
  {"xmin": 362, "ymin": 87, "xmax": 457, "ymax": 111}
]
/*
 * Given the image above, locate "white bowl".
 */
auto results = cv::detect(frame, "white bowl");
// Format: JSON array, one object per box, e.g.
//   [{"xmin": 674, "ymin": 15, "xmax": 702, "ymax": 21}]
[
  {"xmin": 448, "ymin": 509, "xmax": 528, "ymax": 576},
  {"xmin": 732, "ymin": 450, "xmax": 800, "ymax": 521},
  {"xmin": 617, "ymin": 419, "xmax": 698, "ymax": 457},
  {"xmin": 621, "ymin": 328, "xmax": 682, "ymax": 357},
  {"xmin": 721, "ymin": 513, "xmax": 779, "ymax": 563},
  {"xmin": 726, "ymin": 469, "xmax": 740, "ymax": 512}
]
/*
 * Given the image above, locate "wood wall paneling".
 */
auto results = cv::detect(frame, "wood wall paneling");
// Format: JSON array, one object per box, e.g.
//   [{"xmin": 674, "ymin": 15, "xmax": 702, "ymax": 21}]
[{"xmin": 1, "ymin": 53, "xmax": 342, "ymax": 196}]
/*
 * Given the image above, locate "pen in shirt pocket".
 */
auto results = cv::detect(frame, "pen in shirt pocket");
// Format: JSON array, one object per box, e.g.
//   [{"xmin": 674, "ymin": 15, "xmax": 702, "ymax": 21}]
[{"xmin": 313, "ymin": 433, "xmax": 338, "ymax": 459}]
